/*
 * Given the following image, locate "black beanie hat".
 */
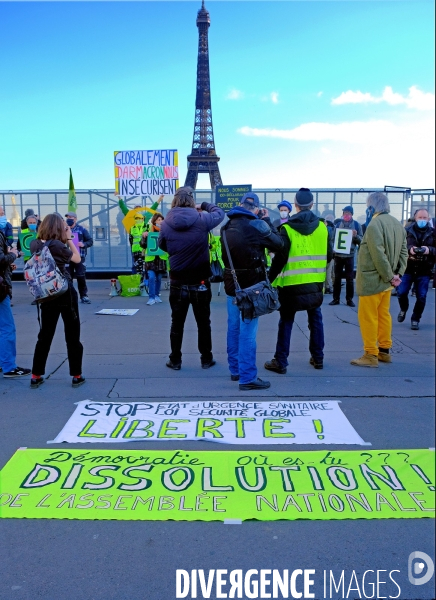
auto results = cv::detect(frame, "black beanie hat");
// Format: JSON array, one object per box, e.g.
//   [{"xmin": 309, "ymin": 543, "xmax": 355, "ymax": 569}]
[{"xmin": 295, "ymin": 188, "xmax": 313, "ymax": 206}]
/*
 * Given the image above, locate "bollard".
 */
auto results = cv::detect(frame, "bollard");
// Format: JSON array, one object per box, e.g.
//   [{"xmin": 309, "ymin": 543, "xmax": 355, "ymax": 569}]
[{"xmin": 109, "ymin": 279, "xmax": 120, "ymax": 297}]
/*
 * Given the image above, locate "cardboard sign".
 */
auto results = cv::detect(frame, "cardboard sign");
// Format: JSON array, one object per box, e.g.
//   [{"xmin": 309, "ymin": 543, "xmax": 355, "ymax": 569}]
[
  {"xmin": 50, "ymin": 400, "xmax": 368, "ymax": 445},
  {"xmin": 114, "ymin": 150, "xmax": 179, "ymax": 197},
  {"xmin": 95, "ymin": 309, "xmax": 139, "ymax": 316},
  {"xmin": 215, "ymin": 185, "xmax": 252, "ymax": 211},
  {"xmin": 18, "ymin": 231, "xmax": 37, "ymax": 256},
  {"xmin": 147, "ymin": 232, "xmax": 165, "ymax": 256},
  {"xmin": 0, "ymin": 448, "xmax": 434, "ymax": 521},
  {"xmin": 334, "ymin": 228, "xmax": 353, "ymax": 254}
]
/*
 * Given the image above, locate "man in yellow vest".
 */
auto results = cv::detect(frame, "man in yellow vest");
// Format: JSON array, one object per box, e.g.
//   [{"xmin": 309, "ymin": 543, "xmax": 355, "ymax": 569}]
[{"xmin": 265, "ymin": 188, "xmax": 332, "ymax": 373}]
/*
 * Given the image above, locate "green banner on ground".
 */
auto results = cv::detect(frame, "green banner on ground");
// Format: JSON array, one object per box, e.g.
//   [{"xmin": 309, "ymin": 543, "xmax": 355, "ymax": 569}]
[{"xmin": 0, "ymin": 449, "xmax": 434, "ymax": 521}]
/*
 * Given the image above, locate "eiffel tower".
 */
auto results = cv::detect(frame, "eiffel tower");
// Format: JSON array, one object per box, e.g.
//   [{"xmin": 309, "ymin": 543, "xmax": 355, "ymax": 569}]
[{"xmin": 185, "ymin": 1, "xmax": 223, "ymax": 190}]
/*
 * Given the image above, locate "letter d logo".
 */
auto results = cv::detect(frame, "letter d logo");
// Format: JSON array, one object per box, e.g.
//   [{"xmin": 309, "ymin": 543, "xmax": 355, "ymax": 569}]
[{"xmin": 408, "ymin": 551, "xmax": 434, "ymax": 585}]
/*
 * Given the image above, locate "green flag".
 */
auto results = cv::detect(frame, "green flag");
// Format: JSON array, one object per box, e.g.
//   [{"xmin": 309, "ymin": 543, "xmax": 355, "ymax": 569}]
[{"xmin": 68, "ymin": 168, "xmax": 77, "ymax": 213}]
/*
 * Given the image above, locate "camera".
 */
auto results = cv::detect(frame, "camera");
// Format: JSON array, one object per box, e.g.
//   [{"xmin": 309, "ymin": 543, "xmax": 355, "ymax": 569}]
[
  {"xmin": 413, "ymin": 246, "xmax": 426, "ymax": 260},
  {"xmin": 257, "ymin": 209, "xmax": 266, "ymax": 218}
]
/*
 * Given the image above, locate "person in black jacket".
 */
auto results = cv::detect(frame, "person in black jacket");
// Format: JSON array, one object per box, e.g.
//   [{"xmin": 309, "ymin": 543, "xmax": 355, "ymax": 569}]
[
  {"xmin": 220, "ymin": 192, "xmax": 283, "ymax": 391},
  {"xmin": 397, "ymin": 208, "xmax": 435, "ymax": 330},
  {"xmin": 158, "ymin": 187, "xmax": 225, "ymax": 370},
  {"xmin": 266, "ymin": 188, "xmax": 333, "ymax": 373},
  {"xmin": 0, "ymin": 231, "xmax": 31, "ymax": 378}
]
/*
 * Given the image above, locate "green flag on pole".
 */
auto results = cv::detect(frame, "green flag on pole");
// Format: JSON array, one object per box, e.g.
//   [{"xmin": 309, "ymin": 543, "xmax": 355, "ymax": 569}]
[{"xmin": 68, "ymin": 168, "xmax": 77, "ymax": 213}]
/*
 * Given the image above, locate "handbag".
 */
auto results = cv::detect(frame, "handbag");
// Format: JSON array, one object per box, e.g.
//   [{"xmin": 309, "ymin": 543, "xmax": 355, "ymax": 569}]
[
  {"xmin": 222, "ymin": 230, "xmax": 280, "ymax": 322},
  {"xmin": 210, "ymin": 259, "xmax": 224, "ymax": 282}
]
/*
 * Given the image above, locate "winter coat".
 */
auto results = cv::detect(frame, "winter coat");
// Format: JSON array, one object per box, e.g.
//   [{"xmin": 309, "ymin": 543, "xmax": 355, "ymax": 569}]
[
  {"xmin": 404, "ymin": 222, "xmax": 435, "ymax": 277},
  {"xmin": 0, "ymin": 231, "xmax": 16, "ymax": 296},
  {"xmin": 158, "ymin": 202, "xmax": 225, "ymax": 284},
  {"xmin": 269, "ymin": 210, "xmax": 333, "ymax": 314},
  {"xmin": 0, "ymin": 221, "xmax": 14, "ymax": 247},
  {"xmin": 220, "ymin": 207, "xmax": 283, "ymax": 296},
  {"xmin": 356, "ymin": 213, "xmax": 408, "ymax": 296}
]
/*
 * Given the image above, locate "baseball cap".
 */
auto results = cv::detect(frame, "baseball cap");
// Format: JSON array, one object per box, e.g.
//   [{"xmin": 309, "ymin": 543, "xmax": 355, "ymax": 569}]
[
  {"xmin": 342, "ymin": 205, "xmax": 354, "ymax": 215},
  {"xmin": 65, "ymin": 211, "xmax": 78, "ymax": 218},
  {"xmin": 241, "ymin": 192, "xmax": 260, "ymax": 208}
]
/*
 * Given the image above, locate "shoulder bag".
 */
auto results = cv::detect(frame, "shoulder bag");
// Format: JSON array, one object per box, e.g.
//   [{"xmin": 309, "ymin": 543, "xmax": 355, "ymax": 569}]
[{"xmin": 222, "ymin": 229, "xmax": 280, "ymax": 322}]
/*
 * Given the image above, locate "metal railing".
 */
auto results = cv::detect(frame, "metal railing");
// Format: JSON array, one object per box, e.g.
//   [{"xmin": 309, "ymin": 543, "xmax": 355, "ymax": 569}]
[{"xmin": 1, "ymin": 187, "xmax": 433, "ymax": 272}]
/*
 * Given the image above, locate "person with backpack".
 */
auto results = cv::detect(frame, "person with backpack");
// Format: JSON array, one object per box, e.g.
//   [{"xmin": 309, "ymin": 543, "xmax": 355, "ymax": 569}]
[
  {"xmin": 29, "ymin": 213, "xmax": 85, "ymax": 389},
  {"xmin": 0, "ymin": 229, "xmax": 31, "ymax": 378}
]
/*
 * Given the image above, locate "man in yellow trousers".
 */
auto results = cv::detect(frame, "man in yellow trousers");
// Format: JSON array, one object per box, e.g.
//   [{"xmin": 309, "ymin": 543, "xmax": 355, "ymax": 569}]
[{"xmin": 351, "ymin": 192, "xmax": 408, "ymax": 367}]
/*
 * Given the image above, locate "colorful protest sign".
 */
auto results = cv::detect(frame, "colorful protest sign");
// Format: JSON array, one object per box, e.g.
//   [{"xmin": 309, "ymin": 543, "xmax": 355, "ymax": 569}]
[
  {"xmin": 0, "ymin": 449, "xmax": 433, "ymax": 521},
  {"xmin": 49, "ymin": 401, "xmax": 368, "ymax": 445},
  {"xmin": 215, "ymin": 185, "xmax": 252, "ymax": 211},
  {"xmin": 334, "ymin": 228, "xmax": 353, "ymax": 254},
  {"xmin": 95, "ymin": 309, "xmax": 139, "ymax": 316},
  {"xmin": 147, "ymin": 232, "xmax": 165, "ymax": 256},
  {"xmin": 18, "ymin": 231, "xmax": 36, "ymax": 257},
  {"xmin": 114, "ymin": 150, "xmax": 179, "ymax": 197}
]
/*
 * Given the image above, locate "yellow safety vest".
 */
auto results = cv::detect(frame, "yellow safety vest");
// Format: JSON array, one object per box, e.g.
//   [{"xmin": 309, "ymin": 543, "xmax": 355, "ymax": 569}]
[{"xmin": 273, "ymin": 223, "xmax": 327, "ymax": 287}]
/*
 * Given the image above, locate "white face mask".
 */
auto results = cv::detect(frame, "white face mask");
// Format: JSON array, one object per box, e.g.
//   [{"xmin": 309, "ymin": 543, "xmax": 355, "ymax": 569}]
[{"xmin": 280, "ymin": 210, "xmax": 289, "ymax": 219}]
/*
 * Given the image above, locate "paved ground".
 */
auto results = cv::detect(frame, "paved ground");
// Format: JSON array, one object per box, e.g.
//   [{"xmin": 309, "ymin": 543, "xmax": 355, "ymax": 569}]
[{"xmin": 0, "ymin": 280, "xmax": 434, "ymax": 600}]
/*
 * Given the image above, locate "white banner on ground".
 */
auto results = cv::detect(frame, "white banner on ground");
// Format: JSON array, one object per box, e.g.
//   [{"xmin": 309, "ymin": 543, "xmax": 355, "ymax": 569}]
[
  {"xmin": 49, "ymin": 400, "xmax": 370, "ymax": 445},
  {"xmin": 334, "ymin": 228, "xmax": 353, "ymax": 254}
]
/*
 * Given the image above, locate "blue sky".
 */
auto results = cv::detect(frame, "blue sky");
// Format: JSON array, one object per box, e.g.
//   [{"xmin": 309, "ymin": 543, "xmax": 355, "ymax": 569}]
[{"xmin": 0, "ymin": 1, "xmax": 434, "ymax": 191}]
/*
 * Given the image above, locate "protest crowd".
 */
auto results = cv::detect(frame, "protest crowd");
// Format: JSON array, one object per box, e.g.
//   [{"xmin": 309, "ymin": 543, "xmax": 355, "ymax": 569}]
[{"xmin": 0, "ymin": 188, "xmax": 435, "ymax": 391}]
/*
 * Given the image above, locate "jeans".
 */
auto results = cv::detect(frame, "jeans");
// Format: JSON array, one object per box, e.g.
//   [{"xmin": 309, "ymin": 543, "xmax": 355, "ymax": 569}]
[
  {"xmin": 226, "ymin": 296, "xmax": 259, "ymax": 384},
  {"xmin": 274, "ymin": 307, "xmax": 324, "ymax": 368},
  {"xmin": 333, "ymin": 256, "xmax": 354, "ymax": 301},
  {"xmin": 32, "ymin": 286, "xmax": 83, "ymax": 376},
  {"xmin": 397, "ymin": 273, "xmax": 430, "ymax": 322},
  {"xmin": 169, "ymin": 284, "xmax": 212, "ymax": 364},
  {"xmin": 66, "ymin": 260, "xmax": 88, "ymax": 298},
  {"xmin": 0, "ymin": 295, "xmax": 17, "ymax": 372},
  {"xmin": 148, "ymin": 270, "xmax": 162, "ymax": 299}
]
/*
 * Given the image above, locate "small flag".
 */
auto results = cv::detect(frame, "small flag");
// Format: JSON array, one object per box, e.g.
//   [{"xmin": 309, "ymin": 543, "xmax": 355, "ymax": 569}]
[{"xmin": 68, "ymin": 168, "xmax": 77, "ymax": 213}]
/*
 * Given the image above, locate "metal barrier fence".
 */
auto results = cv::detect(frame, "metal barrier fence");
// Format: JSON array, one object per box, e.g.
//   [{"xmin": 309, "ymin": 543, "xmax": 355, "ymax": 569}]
[{"xmin": 1, "ymin": 187, "xmax": 434, "ymax": 272}]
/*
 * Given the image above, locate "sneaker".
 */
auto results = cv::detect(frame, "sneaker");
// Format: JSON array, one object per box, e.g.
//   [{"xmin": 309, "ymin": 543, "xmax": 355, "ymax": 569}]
[
  {"xmin": 154, "ymin": 297, "xmax": 163, "ymax": 303},
  {"xmin": 3, "ymin": 367, "xmax": 31, "ymax": 378},
  {"xmin": 201, "ymin": 359, "xmax": 216, "ymax": 369},
  {"xmin": 329, "ymin": 299, "xmax": 340, "ymax": 306},
  {"xmin": 324, "ymin": 288, "xmax": 332, "ymax": 294},
  {"xmin": 146, "ymin": 299, "xmax": 156, "ymax": 306},
  {"xmin": 350, "ymin": 353, "xmax": 378, "ymax": 368},
  {"xmin": 166, "ymin": 360, "xmax": 181, "ymax": 370},
  {"xmin": 397, "ymin": 311, "xmax": 406, "ymax": 322},
  {"xmin": 411, "ymin": 321, "xmax": 419, "ymax": 330},
  {"xmin": 72, "ymin": 376, "xmax": 86, "ymax": 388},
  {"xmin": 378, "ymin": 352, "xmax": 392, "ymax": 363},
  {"xmin": 30, "ymin": 376, "xmax": 45, "ymax": 388},
  {"xmin": 346, "ymin": 300, "xmax": 355, "ymax": 307},
  {"xmin": 309, "ymin": 357, "xmax": 323, "ymax": 369},
  {"xmin": 81, "ymin": 296, "xmax": 91, "ymax": 304},
  {"xmin": 230, "ymin": 374, "xmax": 240, "ymax": 381},
  {"xmin": 264, "ymin": 359, "xmax": 287, "ymax": 374},
  {"xmin": 239, "ymin": 378, "xmax": 271, "ymax": 391}
]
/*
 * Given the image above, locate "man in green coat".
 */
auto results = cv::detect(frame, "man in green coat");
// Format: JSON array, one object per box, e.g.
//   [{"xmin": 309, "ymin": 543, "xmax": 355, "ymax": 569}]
[{"xmin": 351, "ymin": 192, "xmax": 408, "ymax": 367}]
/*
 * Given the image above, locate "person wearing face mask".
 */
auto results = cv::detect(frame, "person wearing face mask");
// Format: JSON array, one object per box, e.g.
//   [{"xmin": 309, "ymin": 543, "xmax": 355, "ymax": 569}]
[
  {"xmin": 17, "ymin": 215, "xmax": 39, "ymax": 262},
  {"xmin": 329, "ymin": 206, "xmax": 363, "ymax": 307},
  {"xmin": 142, "ymin": 212, "xmax": 168, "ymax": 305},
  {"xmin": 0, "ymin": 207, "xmax": 14, "ymax": 248},
  {"xmin": 396, "ymin": 209, "xmax": 435, "ymax": 330},
  {"xmin": 273, "ymin": 201, "xmax": 293, "ymax": 229},
  {"xmin": 64, "ymin": 212, "xmax": 93, "ymax": 304}
]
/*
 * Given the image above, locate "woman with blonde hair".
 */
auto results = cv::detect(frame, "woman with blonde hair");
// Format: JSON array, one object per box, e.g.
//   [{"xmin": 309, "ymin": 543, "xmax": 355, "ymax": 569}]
[{"xmin": 29, "ymin": 213, "xmax": 85, "ymax": 388}]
